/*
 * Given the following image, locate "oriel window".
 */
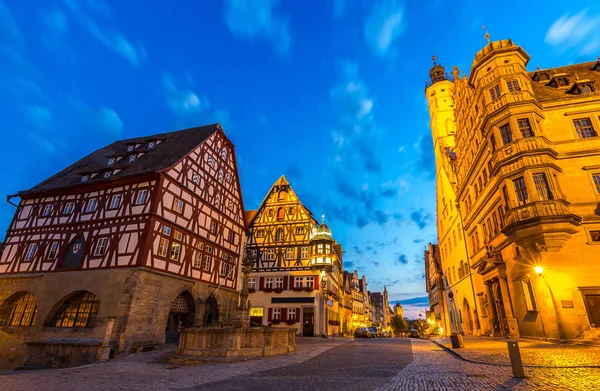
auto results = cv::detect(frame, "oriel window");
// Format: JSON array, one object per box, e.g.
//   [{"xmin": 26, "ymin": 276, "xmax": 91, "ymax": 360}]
[
  {"xmin": 506, "ymin": 79, "xmax": 521, "ymax": 92},
  {"xmin": 593, "ymin": 174, "xmax": 600, "ymax": 194},
  {"xmin": 532, "ymin": 173, "xmax": 552, "ymax": 201},
  {"xmin": 517, "ymin": 118, "xmax": 534, "ymax": 137},
  {"xmin": 500, "ymin": 124, "xmax": 513, "ymax": 144},
  {"xmin": 513, "ymin": 177, "xmax": 528, "ymax": 205},
  {"xmin": 489, "ymin": 84, "xmax": 501, "ymax": 101}
]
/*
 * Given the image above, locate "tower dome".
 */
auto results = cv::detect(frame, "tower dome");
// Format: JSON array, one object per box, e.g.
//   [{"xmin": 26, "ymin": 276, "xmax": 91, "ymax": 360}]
[{"xmin": 309, "ymin": 215, "xmax": 336, "ymax": 267}]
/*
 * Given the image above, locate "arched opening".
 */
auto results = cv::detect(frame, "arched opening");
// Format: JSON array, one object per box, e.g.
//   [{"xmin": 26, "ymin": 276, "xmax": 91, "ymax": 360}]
[
  {"xmin": 47, "ymin": 291, "xmax": 99, "ymax": 328},
  {"xmin": 58, "ymin": 236, "xmax": 86, "ymax": 269},
  {"xmin": 277, "ymin": 207, "xmax": 285, "ymax": 221},
  {"xmin": 278, "ymin": 190, "xmax": 287, "ymax": 202},
  {"xmin": 462, "ymin": 298, "xmax": 473, "ymax": 335},
  {"xmin": 203, "ymin": 295, "xmax": 219, "ymax": 326},
  {"xmin": 275, "ymin": 228, "xmax": 283, "ymax": 242},
  {"xmin": 165, "ymin": 291, "xmax": 195, "ymax": 343},
  {"xmin": 0, "ymin": 291, "xmax": 37, "ymax": 327}
]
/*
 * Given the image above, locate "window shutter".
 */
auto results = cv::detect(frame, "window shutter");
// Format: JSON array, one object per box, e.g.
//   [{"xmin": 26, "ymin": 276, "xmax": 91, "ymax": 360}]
[
  {"xmin": 268, "ymin": 308, "xmax": 272, "ymax": 322},
  {"xmin": 314, "ymin": 275, "xmax": 319, "ymax": 290},
  {"xmin": 259, "ymin": 277, "xmax": 265, "ymax": 291},
  {"xmin": 297, "ymin": 308, "xmax": 301, "ymax": 322},
  {"xmin": 283, "ymin": 276, "xmax": 288, "ymax": 290},
  {"xmin": 282, "ymin": 308, "xmax": 287, "ymax": 321}
]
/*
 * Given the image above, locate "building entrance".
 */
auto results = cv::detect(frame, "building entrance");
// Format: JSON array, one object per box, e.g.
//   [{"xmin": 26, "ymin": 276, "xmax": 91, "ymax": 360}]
[
  {"xmin": 584, "ymin": 294, "xmax": 600, "ymax": 327},
  {"xmin": 302, "ymin": 308, "xmax": 314, "ymax": 337},
  {"xmin": 165, "ymin": 292, "xmax": 195, "ymax": 343}
]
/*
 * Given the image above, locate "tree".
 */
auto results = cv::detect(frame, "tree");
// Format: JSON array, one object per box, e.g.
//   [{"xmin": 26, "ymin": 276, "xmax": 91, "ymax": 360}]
[{"xmin": 390, "ymin": 315, "xmax": 408, "ymax": 337}]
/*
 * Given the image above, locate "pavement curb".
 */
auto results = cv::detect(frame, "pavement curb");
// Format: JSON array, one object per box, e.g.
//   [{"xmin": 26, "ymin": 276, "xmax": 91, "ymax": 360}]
[{"xmin": 431, "ymin": 339, "xmax": 600, "ymax": 369}]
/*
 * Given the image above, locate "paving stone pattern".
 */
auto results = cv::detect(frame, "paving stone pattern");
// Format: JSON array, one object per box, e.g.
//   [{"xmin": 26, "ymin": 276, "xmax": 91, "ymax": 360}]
[
  {"xmin": 377, "ymin": 339, "xmax": 600, "ymax": 391},
  {"xmin": 435, "ymin": 336, "xmax": 600, "ymax": 367}
]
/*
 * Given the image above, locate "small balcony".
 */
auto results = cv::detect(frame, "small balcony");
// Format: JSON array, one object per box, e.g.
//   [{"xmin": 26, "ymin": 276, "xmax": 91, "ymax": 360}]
[
  {"xmin": 501, "ymin": 197, "xmax": 582, "ymax": 251},
  {"xmin": 491, "ymin": 136, "xmax": 557, "ymax": 175},
  {"xmin": 482, "ymin": 90, "xmax": 536, "ymax": 117}
]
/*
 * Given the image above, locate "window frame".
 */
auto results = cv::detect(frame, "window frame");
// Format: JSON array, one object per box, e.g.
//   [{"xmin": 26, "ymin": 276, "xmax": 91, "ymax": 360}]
[
  {"xmin": 47, "ymin": 242, "xmax": 59, "ymax": 260},
  {"xmin": 513, "ymin": 176, "xmax": 529, "ymax": 205},
  {"xmin": 499, "ymin": 123, "xmax": 513, "ymax": 145},
  {"xmin": 63, "ymin": 202, "xmax": 74, "ymax": 215},
  {"xmin": 489, "ymin": 84, "xmax": 501, "ymax": 101},
  {"xmin": 172, "ymin": 198, "xmax": 184, "ymax": 214},
  {"xmin": 93, "ymin": 237, "xmax": 109, "ymax": 257},
  {"xmin": 24, "ymin": 243, "xmax": 37, "ymax": 261},
  {"xmin": 573, "ymin": 118, "xmax": 598, "ymax": 139},
  {"xmin": 265, "ymin": 277, "xmax": 274, "ymax": 289},
  {"xmin": 517, "ymin": 118, "xmax": 534, "ymax": 138},
  {"xmin": 85, "ymin": 198, "xmax": 97, "ymax": 213},
  {"xmin": 42, "ymin": 204, "xmax": 52, "ymax": 217},
  {"xmin": 506, "ymin": 79, "xmax": 521, "ymax": 92},
  {"xmin": 532, "ymin": 172, "xmax": 553, "ymax": 201},
  {"xmin": 210, "ymin": 220, "xmax": 218, "ymax": 235},
  {"xmin": 109, "ymin": 194, "xmax": 122, "ymax": 210},
  {"xmin": 135, "ymin": 189, "xmax": 148, "ymax": 205},
  {"xmin": 286, "ymin": 248, "xmax": 295, "ymax": 260},
  {"xmin": 521, "ymin": 278, "xmax": 538, "ymax": 311}
]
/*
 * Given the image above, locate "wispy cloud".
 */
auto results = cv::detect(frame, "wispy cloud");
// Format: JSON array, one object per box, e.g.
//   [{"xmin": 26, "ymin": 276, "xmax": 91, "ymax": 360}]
[
  {"xmin": 410, "ymin": 208, "xmax": 433, "ymax": 230},
  {"xmin": 364, "ymin": 0, "xmax": 405, "ymax": 57},
  {"xmin": 97, "ymin": 107, "xmax": 124, "ymax": 137},
  {"xmin": 333, "ymin": 0, "xmax": 345, "ymax": 19},
  {"xmin": 223, "ymin": 0, "xmax": 292, "ymax": 57},
  {"xmin": 162, "ymin": 72, "xmax": 233, "ymax": 129},
  {"xmin": 62, "ymin": 0, "xmax": 146, "ymax": 66},
  {"xmin": 41, "ymin": 7, "xmax": 69, "ymax": 36},
  {"xmin": 545, "ymin": 9, "xmax": 600, "ymax": 55}
]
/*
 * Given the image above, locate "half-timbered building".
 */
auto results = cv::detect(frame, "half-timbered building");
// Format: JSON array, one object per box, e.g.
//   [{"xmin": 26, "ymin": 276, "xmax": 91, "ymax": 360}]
[
  {"xmin": 245, "ymin": 176, "xmax": 344, "ymax": 337},
  {"xmin": 0, "ymin": 124, "xmax": 246, "ymax": 368}
]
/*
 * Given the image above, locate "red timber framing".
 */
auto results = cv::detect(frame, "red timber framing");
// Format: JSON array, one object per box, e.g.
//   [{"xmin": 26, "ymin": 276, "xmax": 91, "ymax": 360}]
[{"xmin": 0, "ymin": 126, "xmax": 246, "ymax": 289}]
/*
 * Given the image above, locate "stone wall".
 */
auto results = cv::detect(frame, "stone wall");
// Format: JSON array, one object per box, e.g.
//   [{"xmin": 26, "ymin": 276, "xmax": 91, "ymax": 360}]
[
  {"xmin": 177, "ymin": 327, "xmax": 297, "ymax": 357},
  {"xmin": 0, "ymin": 268, "xmax": 241, "ymax": 369}
]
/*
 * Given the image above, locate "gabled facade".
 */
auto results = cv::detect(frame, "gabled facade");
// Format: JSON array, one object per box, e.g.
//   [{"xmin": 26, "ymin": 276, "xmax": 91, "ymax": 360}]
[
  {"xmin": 0, "ymin": 124, "xmax": 246, "ymax": 368},
  {"xmin": 424, "ymin": 243, "xmax": 449, "ymax": 336},
  {"xmin": 246, "ymin": 176, "xmax": 344, "ymax": 336}
]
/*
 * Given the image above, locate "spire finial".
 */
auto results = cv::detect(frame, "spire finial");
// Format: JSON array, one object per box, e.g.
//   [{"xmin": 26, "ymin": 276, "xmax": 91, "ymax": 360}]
[
  {"xmin": 432, "ymin": 55, "xmax": 437, "ymax": 66},
  {"xmin": 321, "ymin": 214, "xmax": 325, "ymax": 224},
  {"xmin": 482, "ymin": 25, "xmax": 490, "ymax": 44},
  {"xmin": 536, "ymin": 64, "xmax": 540, "ymax": 71}
]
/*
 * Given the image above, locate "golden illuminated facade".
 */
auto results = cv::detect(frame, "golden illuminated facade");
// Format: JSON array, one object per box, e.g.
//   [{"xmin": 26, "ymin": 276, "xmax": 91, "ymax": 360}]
[{"xmin": 427, "ymin": 39, "xmax": 600, "ymax": 340}]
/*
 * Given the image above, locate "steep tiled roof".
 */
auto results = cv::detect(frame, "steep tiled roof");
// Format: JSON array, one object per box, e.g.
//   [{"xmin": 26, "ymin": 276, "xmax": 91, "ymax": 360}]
[
  {"xmin": 20, "ymin": 124, "xmax": 221, "ymax": 196},
  {"xmin": 529, "ymin": 60, "xmax": 600, "ymax": 102},
  {"xmin": 244, "ymin": 210, "xmax": 258, "ymax": 226}
]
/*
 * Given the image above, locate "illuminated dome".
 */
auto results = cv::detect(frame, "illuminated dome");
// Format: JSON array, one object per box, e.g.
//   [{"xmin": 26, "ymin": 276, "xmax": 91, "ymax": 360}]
[{"xmin": 311, "ymin": 216, "xmax": 333, "ymax": 241}]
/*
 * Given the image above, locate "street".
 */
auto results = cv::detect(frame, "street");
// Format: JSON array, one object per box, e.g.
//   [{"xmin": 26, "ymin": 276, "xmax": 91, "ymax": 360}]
[{"xmin": 2, "ymin": 338, "xmax": 600, "ymax": 390}]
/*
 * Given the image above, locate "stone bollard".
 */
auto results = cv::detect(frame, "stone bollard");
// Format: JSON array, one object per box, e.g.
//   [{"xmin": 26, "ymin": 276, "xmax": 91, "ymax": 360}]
[
  {"xmin": 507, "ymin": 340, "xmax": 525, "ymax": 378},
  {"xmin": 449, "ymin": 333, "xmax": 464, "ymax": 348}
]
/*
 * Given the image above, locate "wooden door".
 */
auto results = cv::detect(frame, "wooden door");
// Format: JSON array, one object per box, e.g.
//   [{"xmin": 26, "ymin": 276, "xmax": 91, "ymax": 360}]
[
  {"xmin": 584, "ymin": 294, "xmax": 600, "ymax": 327},
  {"xmin": 302, "ymin": 310, "xmax": 314, "ymax": 337}
]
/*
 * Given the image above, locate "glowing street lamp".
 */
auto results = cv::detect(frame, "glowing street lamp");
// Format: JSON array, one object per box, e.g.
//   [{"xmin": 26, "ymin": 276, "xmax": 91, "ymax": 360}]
[{"xmin": 534, "ymin": 266, "xmax": 544, "ymax": 276}]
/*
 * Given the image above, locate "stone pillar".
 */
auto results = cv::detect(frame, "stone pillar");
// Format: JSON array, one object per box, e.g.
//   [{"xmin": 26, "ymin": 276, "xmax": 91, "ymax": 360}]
[
  {"xmin": 97, "ymin": 316, "xmax": 116, "ymax": 361},
  {"xmin": 498, "ymin": 274, "xmax": 519, "ymax": 338}
]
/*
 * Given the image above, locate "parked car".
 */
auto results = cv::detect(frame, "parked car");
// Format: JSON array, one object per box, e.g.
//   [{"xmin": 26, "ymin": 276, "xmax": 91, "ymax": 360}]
[
  {"xmin": 368, "ymin": 326, "xmax": 380, "ymax": 337},
  {"xmin": 354, "ymin": 327, "xmax": 374, "ymax": 338},
  {"xmin": 408, "ymin": 328, "xmax": 420, "ymax": 338},
  {"xmin": 381, "ymin": 330, "xmax": 391, "ymax": 338}
]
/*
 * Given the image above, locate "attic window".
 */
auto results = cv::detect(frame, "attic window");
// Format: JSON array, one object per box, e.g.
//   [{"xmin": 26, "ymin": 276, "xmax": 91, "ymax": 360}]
[
  {"xmin": 103, "ymin": 171, "xmax": 112, "ymax": 179},
  {"xmin": 147, "ymin": 141, "xmax": 155, "ymax": 150},
  {"xmin": 558, "ymin": 78, "xmax": 568, "ymax": 87},
  {"xmin": 129, "ymin": 155, "xmax": 136, "ymax": 163},
  {"xmin": 107, "ymin": 158, "xmax": 115, "ymax": 166},
  {"xmin": 81, "ymin": 175, "xmax": 89, "ymax": 182},
  {"xmin": 581, "ymin": 85, "xmax": 593, "ymax": 94},
  {"xmin": 192, "ymin": 173, "xmax": 201, "ymax": 184},
  {"xmin": 221, "ymin": 147, "xmax": 227, "ymax": 161},
  {"xmin": 127, "ymin": 145, "xmax": 135, "ymax": 152}
]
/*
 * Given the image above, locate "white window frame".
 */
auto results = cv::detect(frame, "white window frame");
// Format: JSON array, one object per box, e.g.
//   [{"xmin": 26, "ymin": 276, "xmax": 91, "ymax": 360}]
[
  {"xmin": 287, "ymin": 308, "xmax": 296, "ymax": 321},
  {"xmin": 42, "ymin": 204, "xmax": 52, "ymax": 217},
  {"xmin": 63, "ymin": 202, "xmax": 74, "ymax": 215},
  {"xmin": 158, "ymin": 237, "xmax": 169, "ymax": 257},
  {"xmin": 301, "ymin": 246, "xmax": 308, "ymax": 259},
  {"xmin": 170, "ymin": 242, "xmax": 181, "ymax": 261},
  {"xmin": 203, "ymin": 255, "xmax": 212, "ymax": 270},
  {"xmin": 272, "ymin": 308, "xmax": 281, "ymax": 320},
  {"xmin": 267, "ymin": 249, "xmax": 276, "ymax": 260},
  {"xmin": 248, "ymin": 278, "xmax": 256, "ymax": 290},
  {"xmin": 47, "ymin": 242, "xmax": 59, "ymax": 260},
  {"xmin": 275, "ymin": 277, "xmax": 284, "ymax": 289},
  {"xmin": 286, "ymin": 248, "xmax": 295, "ymax": 260},
  {"xmin": 194, "ymin": 251, "xmax": 202, "ymax": 268},
  {"xmin": 86, "ymin": 199, "xmax": 97, "ymax": 213},
  {"xmin": 162, "ymin": 225, "xmax": 172, "ymax": 236},
  {"xmin": 173, "ymin": 231, "xmax": 183, "ymax": 241},
  {"xmin": 210, "ymin": 220, "xmax": 218, "ymax": 235},
  {"xmin": 296, "ymin": 227, "xmax": 304, "ymax": 235},
  {"xmin": 220, "ymin": 262, "xmax": 228, "ymax": 276},
  {"xmin": 306, "ymin": 276, "xmax": 314, "ymax": 288},
  {"xmin": 109, "ymin": 194, "xmax": 121, "ymax": 209},
  {"xmin": 94, "ymin": 237, "xmax": 109, "ymax": 256},
  {"xmin": 294, "ymin": 277, "xmax": 304, "ymax": 288},
  {"xmin": 173, "ymin": 198, "xmax": 184, "ymax": 214},
  {"xmin": 135, "ymin": 189, "xmax": 148, "ymax": 205},
  {"xmin": 265, "ymin": 277, "xmax": 274, "ymax": 289},
  {"xmin": 24, "ymin": 243, "xmax": 37, "ymax": 261}
]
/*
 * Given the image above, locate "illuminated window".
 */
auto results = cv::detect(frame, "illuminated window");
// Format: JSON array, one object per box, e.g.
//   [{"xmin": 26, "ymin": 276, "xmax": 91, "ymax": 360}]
[
  {"xmin": 170, "ymin": 242, "xmax": 181, "ymax": 261},
  {"xmin": 275, "ymin": 277, "xmax": 284, "ymax": 288},
  {"xmin": 173, "ymin": 198, "xmax": 184, "ymax": 214},
  {"xmin": 42, "ymin": 204, "xmax": 52, "ymax": 217},
  {"xmin": 158, "ymin": 237, "xmax": 169, "ymax": 257},
  {"xmin": 532, "ymin": 173, "xmax": 552, "ymax": 201},
  {"xmin": 48, "ymin": 292, "xmax": 99, "ymax": 328},
  {"xmin": 86, "ymin": 199, "xmax": 97, "ymax": 213},
  {"xmin": 249, "ymin": 307, "xmax": 263, "ymax": 317},
  {"xmin": 287, "ymin": 308, "xmax": 296, "ymax": 321},
  {"xmin": 265, "ymin": 277, "xmax": 274, "ymax": 289},
  {"xmin": 0, "ymin": 292, "xmax": 37, "ymax": 327},
  {"xmin": 109, "ymin": 194, "xmax": 121, "ymax": 209},
  {"xmin": 286, "ymin": 248, "xmax": 295, "ymax": 260}
]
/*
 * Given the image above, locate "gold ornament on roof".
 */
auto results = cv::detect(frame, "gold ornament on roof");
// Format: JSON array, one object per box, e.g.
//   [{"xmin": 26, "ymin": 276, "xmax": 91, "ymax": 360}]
[{"xmin": 482, "ymin": 25, "xmax": 491, "ymax": 44}]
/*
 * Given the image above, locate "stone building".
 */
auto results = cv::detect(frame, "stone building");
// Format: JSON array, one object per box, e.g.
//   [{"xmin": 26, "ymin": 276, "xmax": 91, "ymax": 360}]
[
  {"xmin": 0, "ymin": 124, "xmax": 246, "ymax": 368},
  {"xmin": 426, "ymin": 38, "xmax": 600, "ymax": 340},
  {"xmin": 244, "ymin": 176, "xmax": 344, "ymax": 337},
  {"xmin": 424, "ymin": 243, "xmax": 449, "ymax": 336}
]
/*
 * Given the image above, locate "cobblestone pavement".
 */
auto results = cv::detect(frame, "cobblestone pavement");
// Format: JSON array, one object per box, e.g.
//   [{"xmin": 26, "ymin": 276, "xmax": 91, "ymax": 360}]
[
  {"xmin": 435, "ymin": 336, "xmax": 600, "ymax": 367},
  {"xmin": 377, "ymin": 339, "xmax": 600, "ymax": 391},
  {"xmin": 0, "ymin": 337, "xmax": 351, "ymax": 391},
  {"xmin": 179, "ymin": 338, "xmax": 413, "ymax": 391}
]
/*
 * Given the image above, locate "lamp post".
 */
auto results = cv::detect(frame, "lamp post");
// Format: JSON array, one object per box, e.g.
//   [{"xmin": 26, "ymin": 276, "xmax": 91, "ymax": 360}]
[{"xmin": 237, "ymin": 244, "xmax": 257, "ymax": 328}]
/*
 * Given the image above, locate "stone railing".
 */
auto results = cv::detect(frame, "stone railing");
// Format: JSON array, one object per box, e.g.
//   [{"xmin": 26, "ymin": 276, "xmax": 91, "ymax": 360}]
[
  {"xmin": 177, "ymin": 326, "xmax": 297, "ymax": 357},
  {"xmin": 483, "ymin": 90, "xmax": 536, "ymax": 116},
  {"xmin": 503, "ymin": 199, "xmax": 571, "ymax": 227},
  {"xmin": 490, "ymin": 136, "xmax": 555, "ymax": 169}
]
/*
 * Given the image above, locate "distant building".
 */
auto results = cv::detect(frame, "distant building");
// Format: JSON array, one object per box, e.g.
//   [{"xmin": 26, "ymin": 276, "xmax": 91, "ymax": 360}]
[
  {"xmin": 0, "ymin": 124, "xmax": 246, "ymax": 368},
  {"xmin": 244, "ymin": 176, "xmax": 345, "ymax": 336},
  {"xmin": 424, "ymin": 243, "xmax": 449, "ymax": 336},
  {"xmin": 393, "ymin": 302, "xmax": 404, "ymax": 319},
  {"xmin": 427, "ymin": 38, "xmax": 600, "ymax": 339}
]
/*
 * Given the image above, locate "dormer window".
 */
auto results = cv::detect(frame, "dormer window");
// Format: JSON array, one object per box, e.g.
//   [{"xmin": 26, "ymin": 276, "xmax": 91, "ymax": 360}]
[
  {"xmin": 147, "ymin": 141, "xmax": 155, "ymax": 149},
  {"xmin": 192, "ymin": 173, "xmax": 201, "ymax": 184},
  {"xmin": 128, "ymin": 155, "xmax": 136, "ymax": 163},
  {"xmin": 581, "ymin": 85, "xmax": 593, "ymax": 94},
  {"xmin": 558, "ymin": 78, "xmax": 568, "ymax": 87},
  {"xmin": 207, "ymin": 157, "xmax": 215, "ymax": 168},
  {"xmin": 107, "ymin": 158, "xmax": 115, "ymax": 166},
  {"xmin": 81, "ymin": 175, "xmax": 89, "ymax": 182},
  {"xmin": 103, "ymin": 171, "xmax": 112, "ymax": 178},
  {"xmin": 127, "ymin": 145, "xmax": 135, "ymax": 152}
]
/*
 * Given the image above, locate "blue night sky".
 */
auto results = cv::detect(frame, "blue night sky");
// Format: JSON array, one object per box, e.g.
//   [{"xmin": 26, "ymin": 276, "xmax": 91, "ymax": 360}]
[{"xmin": 1, "ymin": 0, "xmax": 597, "ymax": 316}]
